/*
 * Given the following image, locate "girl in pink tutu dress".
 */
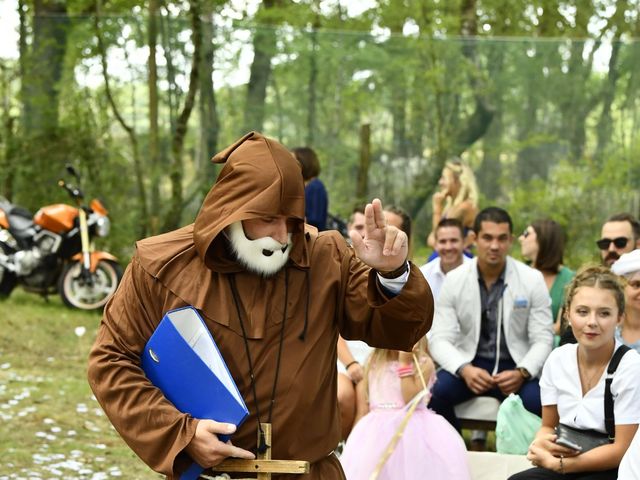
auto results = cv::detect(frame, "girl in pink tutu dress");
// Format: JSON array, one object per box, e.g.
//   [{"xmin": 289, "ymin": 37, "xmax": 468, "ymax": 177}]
[{"xmin": 339, "ymin": 338, "xmax": 471, "ymax": 480}]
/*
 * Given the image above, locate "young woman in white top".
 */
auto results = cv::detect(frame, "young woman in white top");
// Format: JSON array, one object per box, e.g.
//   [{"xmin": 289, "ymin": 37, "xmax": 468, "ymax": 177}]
[{"xmin": 509, "ymin": 265, "xmax": 640, "ymax": 480}]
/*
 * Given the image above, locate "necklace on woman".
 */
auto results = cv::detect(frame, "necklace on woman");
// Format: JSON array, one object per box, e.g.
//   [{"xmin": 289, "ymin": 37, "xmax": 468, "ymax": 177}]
[{"xmin": 577, "ymin": 353, "xmax": 608, "ymax": 393}]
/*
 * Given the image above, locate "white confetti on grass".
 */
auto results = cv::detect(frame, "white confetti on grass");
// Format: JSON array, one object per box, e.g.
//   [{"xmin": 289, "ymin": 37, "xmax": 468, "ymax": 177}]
[
  {"xmin": 0, "ymin": 362, "xmax": 10, "ymax": 369},
  {"xmin": 108, "ymin": 467, "xmax": 122, "ymax": 477},
  {"xmin": 17, "ymin": 405, "xmax": 38, "ymax": 417},
  {"xmin": 76, "ymin": 403, "xmax": 88, "ymax": 413}
]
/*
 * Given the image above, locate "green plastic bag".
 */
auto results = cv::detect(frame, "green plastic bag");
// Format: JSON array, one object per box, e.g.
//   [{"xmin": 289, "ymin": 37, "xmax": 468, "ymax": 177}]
[{"xmin": 496, "ymin": 393, "xmax": 542, "ymax": 455}]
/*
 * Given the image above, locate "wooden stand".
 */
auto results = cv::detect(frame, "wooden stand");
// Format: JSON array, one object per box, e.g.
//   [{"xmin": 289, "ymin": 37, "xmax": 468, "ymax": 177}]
[{"xmin": 202, "ymin": 423, "xmax": 310, "ymax": 480}]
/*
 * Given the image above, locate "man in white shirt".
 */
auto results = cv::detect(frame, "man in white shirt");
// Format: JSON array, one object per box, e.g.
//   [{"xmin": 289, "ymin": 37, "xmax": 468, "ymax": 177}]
[
  {"xmin": 428, "ymin": 207, "xmax": 554, "ymax": 431},
  {"xmin": 420, "ymin": 218, "xmax": 471, "ymax": 299}
]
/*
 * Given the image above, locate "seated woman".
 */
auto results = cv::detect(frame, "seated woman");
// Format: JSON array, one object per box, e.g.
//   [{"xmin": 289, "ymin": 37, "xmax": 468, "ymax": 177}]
[
  {"xmin": 611, "ymin": 249, "xmax": 640, "ymax": 353},
  {"xmin": 509, "ymin": 265, "xmax": 640, "ymax": 480},
  {"xmin": 427, "ymin": 159, "xmax": 478, "ymax": 258},
  {"xmin": 519, "ymin": 219, "xmax": 574, "ymax": 344}
]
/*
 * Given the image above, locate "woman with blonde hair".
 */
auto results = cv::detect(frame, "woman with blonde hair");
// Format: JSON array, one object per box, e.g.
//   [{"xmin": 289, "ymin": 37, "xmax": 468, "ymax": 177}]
[{"xmin": 427, "ymin": 158, "xmax": 479, "ymax": 253}]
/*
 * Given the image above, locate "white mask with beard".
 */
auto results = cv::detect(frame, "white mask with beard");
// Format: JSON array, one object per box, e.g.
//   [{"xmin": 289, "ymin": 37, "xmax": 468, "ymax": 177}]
[{"xmin": 226, "ymin": 221, "xmax": 293, "ymax": 276}]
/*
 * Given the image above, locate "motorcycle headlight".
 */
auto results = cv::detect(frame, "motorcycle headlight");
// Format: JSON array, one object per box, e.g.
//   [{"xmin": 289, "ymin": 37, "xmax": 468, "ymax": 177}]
[{"xmin": 95, "ymin": 216, "xmax": 111, "ymax": 237}]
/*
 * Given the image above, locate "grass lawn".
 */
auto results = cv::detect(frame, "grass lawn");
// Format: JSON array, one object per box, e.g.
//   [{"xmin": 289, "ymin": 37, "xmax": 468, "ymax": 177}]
[
  {"xmin": 0, "ymin": 286, "xmax": 499, "ymax": 479},
  {"xmin": 0, "ymin": 289, "xmax": 160, "ymax": 479}
]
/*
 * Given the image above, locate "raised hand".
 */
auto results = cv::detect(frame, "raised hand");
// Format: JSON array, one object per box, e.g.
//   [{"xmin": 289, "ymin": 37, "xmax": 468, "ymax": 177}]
[{"xmin": 349, "ymin": 198, "xmax": 408, "ymax": 273}]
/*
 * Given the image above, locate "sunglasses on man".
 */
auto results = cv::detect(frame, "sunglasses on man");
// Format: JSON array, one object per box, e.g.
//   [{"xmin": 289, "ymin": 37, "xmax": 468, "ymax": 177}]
[{"xmin": 596, "ymin": 237, "xmax": 629, "ymax": 250}]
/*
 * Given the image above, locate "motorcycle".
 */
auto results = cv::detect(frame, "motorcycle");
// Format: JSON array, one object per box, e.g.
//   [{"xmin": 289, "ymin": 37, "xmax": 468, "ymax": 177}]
[{"xmin": 0, "ymin": 165, "xmax": 122, "ymax": 310}]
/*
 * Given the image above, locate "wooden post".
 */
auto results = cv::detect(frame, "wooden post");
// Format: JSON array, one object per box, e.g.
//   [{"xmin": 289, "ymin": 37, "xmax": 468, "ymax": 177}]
[
  {"xmin": 356, "ymin": 123, "xmax": 371, "ymax": 204},
  {"xmin": 207, "ymin": 423, "xmax": 309, "ymax": 480},
  {"xmin": 256, "ymin": 423, "xmax": 271, "ymax": 480}
]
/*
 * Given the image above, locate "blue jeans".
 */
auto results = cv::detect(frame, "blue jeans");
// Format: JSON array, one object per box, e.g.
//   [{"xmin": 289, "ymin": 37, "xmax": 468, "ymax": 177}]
[{"xmin": 428, "ymin": 356, "xmax": 541, "ymax": 431}]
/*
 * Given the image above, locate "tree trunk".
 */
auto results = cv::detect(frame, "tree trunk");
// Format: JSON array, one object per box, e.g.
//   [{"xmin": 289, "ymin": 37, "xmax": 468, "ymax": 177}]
[
  {"xmin": 356, "ymin": 124, "xmax": 371, "ymax": 204},
  {"xmin": 94, "ymin": 3, "xmax": 149, "ymax": 237},
  {"xmin": 1, "ymin": 66, "xmax": 16, "ymax": 200},
  {"xmin": 595, "ymin": 3, "xmax": 624, "ymax": 162},
  {"xmin": 163, "ymin": 0, "xmax": 202, "ymax": 232},
  {"xmin": 148, "ymin": 0, "xmax": 160, "ymax": 234},
  {"xmin": 475, "ymin": 44, "xmax": 504, "ymax": 199},
  {"xmin": 454, "ymin": 0, "xmax": 494, "ymax": 156},
  {"xmin": 306, "ymin": 18, "xmax": 319, "ymax": 146},
  {"xmin": 243, "ymin": 0, "xmax": 278, "ymax": 133},
  {"xmin": 197, "ymin": 5, "xmax": 219, "ymax": 197},
  {"xmin": 160, "ymin": 7, "xmax": 178, "ymax": 135},
  {"xmin": 22, "ymin": 0, "xmax": 69, "ymax": 136}
]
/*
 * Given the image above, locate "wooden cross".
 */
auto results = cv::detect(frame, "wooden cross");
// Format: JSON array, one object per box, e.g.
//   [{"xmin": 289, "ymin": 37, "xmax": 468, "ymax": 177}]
[{"xmin": 202, "ymin": 423, "xmax": 310, "ymax": 480}]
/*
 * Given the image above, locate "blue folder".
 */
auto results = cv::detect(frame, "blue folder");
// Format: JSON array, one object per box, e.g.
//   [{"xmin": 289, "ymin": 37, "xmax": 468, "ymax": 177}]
[{"xmin": 141, "ymin": 306, "xmax": 249, "ymax": 480}]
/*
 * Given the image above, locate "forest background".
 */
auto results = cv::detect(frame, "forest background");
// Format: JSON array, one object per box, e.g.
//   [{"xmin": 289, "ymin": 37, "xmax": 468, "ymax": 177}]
[{"xmin": 1, "ymin": 0, "xmax": 640, "ymax": 268}]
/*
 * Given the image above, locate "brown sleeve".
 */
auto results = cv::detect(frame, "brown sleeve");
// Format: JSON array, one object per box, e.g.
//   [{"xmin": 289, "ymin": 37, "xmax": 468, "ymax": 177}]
[
  {"xmin": 87, "ymin": 256, "xmax": 196, "ymax": 478},
  {"xmin": 337, "ymin": 240, "xmax": 434, "ymax": 351}
]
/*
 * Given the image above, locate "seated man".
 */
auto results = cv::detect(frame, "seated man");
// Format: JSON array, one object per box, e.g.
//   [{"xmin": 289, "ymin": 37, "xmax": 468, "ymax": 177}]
[
  {"xmin": 420, "ymin": 217, "xmax": 471, "ymax": 300},
  {"xmin": 598, "ymin": 212, "xmax": 640, "ymax": 267},
  {"xmin": 428, "ymin": 207, "xmax": 553, "ymax": 431}
]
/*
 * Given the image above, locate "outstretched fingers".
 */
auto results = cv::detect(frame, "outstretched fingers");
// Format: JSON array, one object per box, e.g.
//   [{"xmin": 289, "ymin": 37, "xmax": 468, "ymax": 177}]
[
  {"xmin": 383, "ymin": 227, "xmax": 407, "ymax": 257},
  {"xmin": 223, "ymin": 441, "xmax": 257, "ymax": 460},
  {"xmin": 363, "ymin": 198, "xmax": 386, "ymax": 238}
]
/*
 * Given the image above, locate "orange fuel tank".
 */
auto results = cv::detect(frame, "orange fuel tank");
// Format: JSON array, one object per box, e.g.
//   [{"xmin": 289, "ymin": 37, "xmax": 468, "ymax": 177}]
[
  {"xmin": 34, "ymin": 204, "xmax": 77, "ymax": 234},
  {"xmin": 0, "ymin": 209, "xmax": 8, "ymax": 229}
]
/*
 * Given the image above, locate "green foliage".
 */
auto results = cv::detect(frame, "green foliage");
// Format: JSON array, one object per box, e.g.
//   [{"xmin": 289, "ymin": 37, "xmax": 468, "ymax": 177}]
[
  {"xmin": 1, "ymin": 0, "xmax": 640, "ymax": 256},
  {"xmin": 507, "ymin": 144, "xmax": 640, "ymax": 269}
]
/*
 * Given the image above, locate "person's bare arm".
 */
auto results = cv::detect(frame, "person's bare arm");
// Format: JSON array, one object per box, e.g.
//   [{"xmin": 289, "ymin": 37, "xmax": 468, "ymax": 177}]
[
  {"xmin": 353, "ymin": 380, "xmax": 370, "ymax": 427},
  {"xmin": 337, "ymin": 336, "xmax": 364, "ymax": 383},
  {"xmin": 530, "ymin": 421, "xmax": 638, "ymax": 473}
]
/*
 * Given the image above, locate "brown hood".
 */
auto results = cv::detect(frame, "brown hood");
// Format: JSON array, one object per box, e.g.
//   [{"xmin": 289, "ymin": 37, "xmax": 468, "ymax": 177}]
[{"xmin": 193, "ymin": 131, "xmax": 308, "ymax": 272}]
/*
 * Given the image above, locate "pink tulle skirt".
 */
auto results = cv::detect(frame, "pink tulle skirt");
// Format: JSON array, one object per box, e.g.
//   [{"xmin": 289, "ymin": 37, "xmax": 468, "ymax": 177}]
[{"xmin": 340, "ymin": 407, "xmax": 471, "ymax": 480}]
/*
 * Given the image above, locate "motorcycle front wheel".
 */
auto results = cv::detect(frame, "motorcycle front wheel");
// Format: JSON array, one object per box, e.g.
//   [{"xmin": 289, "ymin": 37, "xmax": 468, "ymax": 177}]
[
  {"xmin": 59, "ymin": 260, "xmax": 123, "ymax": 310},
  {"xmin": 0, "ymin": 241, "xmax": 17, "ymax": 297}
]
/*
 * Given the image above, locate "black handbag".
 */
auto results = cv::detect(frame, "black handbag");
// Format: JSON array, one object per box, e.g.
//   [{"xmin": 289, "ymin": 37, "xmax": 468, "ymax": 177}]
[
  {"xmin": 554, "ymin": 345, "xmax": 631, "ymax": 452},
  {"xmin": 555, "ymin": 423, "xmax": 610, "ymax": 452}
]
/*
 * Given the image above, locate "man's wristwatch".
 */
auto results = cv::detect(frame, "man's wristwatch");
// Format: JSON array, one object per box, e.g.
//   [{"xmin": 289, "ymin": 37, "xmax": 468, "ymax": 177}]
[
  {"xmin": 517, "ymin": 367, "xmax": 532, "ymax": 380},
  {"xmin": 377, "ymin": 261, "xmax": 409, "ymax": 279}
]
